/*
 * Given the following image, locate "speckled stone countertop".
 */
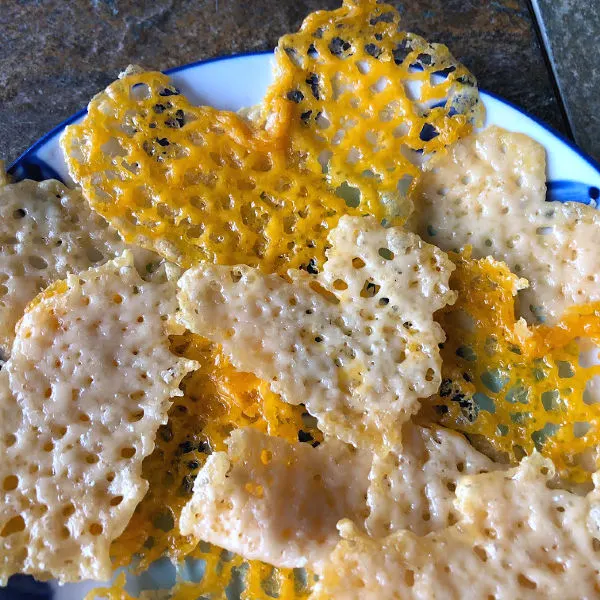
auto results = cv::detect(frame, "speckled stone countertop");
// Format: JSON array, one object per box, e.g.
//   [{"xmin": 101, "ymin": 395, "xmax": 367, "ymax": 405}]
[{"xmin": 1, "ymin": 0, "xmax": 584, "ymax": 166}]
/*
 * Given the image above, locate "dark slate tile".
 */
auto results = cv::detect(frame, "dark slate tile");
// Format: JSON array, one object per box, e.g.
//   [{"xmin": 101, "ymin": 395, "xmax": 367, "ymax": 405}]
[
  {"xmin": 531, "ymin": 0, "xmax": 600, "ymax": 162},
  {"xmin": 0, "ymin": 0, "xmax": 564, "ymax": 164}
]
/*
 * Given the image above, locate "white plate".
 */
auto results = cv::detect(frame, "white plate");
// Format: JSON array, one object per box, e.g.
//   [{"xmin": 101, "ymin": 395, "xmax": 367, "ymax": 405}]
[
  {"xmin": 9, "ymin": 51, "xmax": 600, "ymax": 205},
  {"xmin": 4, "ymin": 51, "xmax": 600, "ymax": 599}
]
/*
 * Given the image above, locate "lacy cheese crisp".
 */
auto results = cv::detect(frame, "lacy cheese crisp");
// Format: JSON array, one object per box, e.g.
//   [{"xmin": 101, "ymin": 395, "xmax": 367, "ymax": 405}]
[
  {"xmin": 177, "ymin": 216, "xmax": 455, "ymax": 450},
  {"xmin": 261, "ymin": 0, "xmax": 483, "ymax": 220},
  {"xmin": 180, "ymin": 428, "xmax": 370, "ymax": 569},
  {"xmin": 61, "ymin": 67, "xmax": 362, "ymax": 275},
  {"xmin": 0, "ymin": 253, "xmax": 195, "ymax": 584},
  {"xmin": 0, "ymin": 174, "xmax": 127, "ymax": 358},
  {"xmin": 312, "ymin": 454, "xmax": 600, "ymax": 600},
  {"xmin": 366, "ymin": 424, "xmax": 499, "ymax": 537},
  {"xmin": 428, "ymin": 252, "xmax": 600, "ymax": 483},
  {"xmin": 407, "ymin": 126, "xmax": 600, "ymax": 325}
]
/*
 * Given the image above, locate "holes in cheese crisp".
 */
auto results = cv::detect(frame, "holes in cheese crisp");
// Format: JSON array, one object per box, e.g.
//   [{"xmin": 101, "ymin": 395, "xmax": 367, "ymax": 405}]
[
  {"xmin": 130, "ymin": 82, "xmax": 151, "ymax": 101},
  {"xmin": 3, "ymin": 475, "xmax": 18, "ymax": 491},
  {"xmin": 89, "ymin": 523, "xmax": 103, "ymax": 536},
  {"xmin": 13, "ymin": 208, "xmax": 27, "ymax": 219},
  {"xmin": 60, "ymin": 526, "xmax": 71, "ymax": 540},
  {"xmin": 110, "ymin": 496, "xmax": 124, "ymax": 507},
  {"xmin": 360, "ymin": 281, "xmax": 380, "ymax": 298},
  {"xmin": 85, "ymin": 246, "xmax": 105, "ymax": 263},
  {"xmin": 352, "ymin": 257, "xmax": 366, "ymax": 269},
  {"xmin": 121, "ymin": 447, "xmax": 136, "ymax": 459},
  {"xmin": 62, "ymin": 503, "xmax": 75, "ymax": 517},
  {"xmin": 517, "ymin": 573, "xmax": 537, "ymax": 590},
  {"xmin": 127, "ymin": 409, "xmax": 145, "ymax": 423},
  {"xmin": 333, "ymin": 279, "xmax": 348, "ymax": 291},
  {"xmin": 113, "ymin": 294, "xmax": 123, "ymax": 304},
  {"xmin": 473, "ymin": 545, "xmax": 488, "ymax": 563},
  {"xmin": 1, "ymin": 515, "xmax": 25, "ymax": 536},
  {"xmin": 309, "ymin": 281, "xmax": 340, "ymax": 305},
  {"xmin": 378, "ymin": 247, "xmax": 394, "ymax": 260},
  {"xmin": 28, "ymin": 255, "xmax": 48, "ymax": 270}
]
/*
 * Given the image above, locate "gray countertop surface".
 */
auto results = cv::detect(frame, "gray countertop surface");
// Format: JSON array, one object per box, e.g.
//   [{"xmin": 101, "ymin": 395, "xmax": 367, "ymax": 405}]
[{"xmin": 0, "ymin": 0, "xmax": 598, "ymax": 165}]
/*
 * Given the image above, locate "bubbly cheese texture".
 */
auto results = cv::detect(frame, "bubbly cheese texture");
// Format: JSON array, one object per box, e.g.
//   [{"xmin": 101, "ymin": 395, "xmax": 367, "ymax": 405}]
[
  {"xmin": 178, "ymin": 216, "xmax": 455, "ymax": 450},
  {"xmin": 261, "ymin": 0, "xmax": 483, "ymax": 220},
  {"xmin": 427, "ymin": 252, "xmax": 600, "ymax": 483},
  {"xmin": 0, "ymin": 176, "xmax": 128, "ymax": 357},
  {"xmin": 180, "ymin": 428, "xmax": 370, "ymax": 568},
  {"xmin": 312, "ymin": 454, "xmax": 600, "ymax": 600},
  {"xmin": 407, "ymin": 126, "xmax": 600, "ymax": 324},
  {"xmin": 0, "ymin": 253, "xmax": 195, "ymax": 585},
  {"xmin": 367, "ymin": 424, "xmax": 498, "ymax": 537},
  {"xmin": 61, "ymin": 67, "xmax": 365, "ymax": 275},
  {"xmin": 111, "ymin": 332, "xmax": 322, "ymax": 578}
]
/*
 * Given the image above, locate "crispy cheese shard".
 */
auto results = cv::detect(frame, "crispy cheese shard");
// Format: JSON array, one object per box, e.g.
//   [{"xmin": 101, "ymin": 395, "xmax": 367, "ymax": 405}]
[
  {"xmin": 111, "ymin": 333, "xmax": 322, "ymax": 572},
  {"xmin": 261, "ymin": 0, "xmax": 483, "ymax": 220},
  {"xmin": 312, "ymin": 454, "xmax": 600, "ymax": 600},
  {"xmin": 407, "ymin": 126, "xmax": 600, "ymax": 324},
  {"xmin": 178, "ymin": 216, "xmax": 455, "ymax": 449},
  {"xmin": 0, "ymin": 176, "xmax": 128, "ymax": 357},
  {"xmin": 366, "ymin": 424, "xmax": 499, "ymax": 537},
  {"xmin": 0, "ymin": 253, "xmax": 196, "ymax": 585},
  {"xmin": 428, "ymin": 252, "xmax": 600, "ymax": 483},
  {"xmin": 61, "ymin": 67, "xmax": 361, "ymax": 274},
  {"xmin": 179, "ymin": 428, "xmax": 370, "ymax": 569}
]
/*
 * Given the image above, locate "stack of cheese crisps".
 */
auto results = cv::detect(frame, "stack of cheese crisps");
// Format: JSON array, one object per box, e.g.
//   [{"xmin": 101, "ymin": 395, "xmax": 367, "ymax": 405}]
[{"xmin": 2, "ymin": 1, "xmax": 600, "ymax": 599}]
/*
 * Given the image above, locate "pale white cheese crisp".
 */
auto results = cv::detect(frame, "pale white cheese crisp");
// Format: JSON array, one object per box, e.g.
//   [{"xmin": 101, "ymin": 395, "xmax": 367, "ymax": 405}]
[
  {"xmin": 177, "ymin": 215, "xmax": 455, "ymax": 450},
  {"xmin": 0, "ymin": 253, "xmax": 196, "ymax": 584},
  {"xmin": 312, "ymin": 454, "xmax": 600, "ymax": 600},
  {"xmin": 367, "ymin": 424, "xmax": 500, "ymax": 537},
  {"xmin": 180, "ymin": 428, "xmax": 370, "ymax": 568},
  {"xmin": 406, "ymin": 126, "xmax": 600, "ymax": 324},
  {"xmin": 0, "ymin": 172, "xmax": 166, "ymax": 358}
]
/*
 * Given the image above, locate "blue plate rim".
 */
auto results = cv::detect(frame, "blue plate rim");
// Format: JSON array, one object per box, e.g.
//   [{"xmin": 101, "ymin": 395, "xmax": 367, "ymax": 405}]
[{"xmin": 7, "ymin": 49, "xmax": 600, "ymax": 179}]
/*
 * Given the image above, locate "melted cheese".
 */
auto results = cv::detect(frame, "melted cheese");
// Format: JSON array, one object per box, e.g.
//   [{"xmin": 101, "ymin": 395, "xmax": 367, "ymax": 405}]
[
  {"xmin": 426, "ymin": 252, "xmax": 600, "ymax": 483},
  {"xmin": 180, "ymin": 428, "xmax": 370, "ymax": 568},
  {"xmin": 261, "ymin": 0, "xmax": 482, "ymax": 220},
  {"xmin": 312, "ymin": 454, "xmax": 600, "ymax": 600},
  {"xmin": 0, "ymin": 253, "xmax": 195, "ymax": 585},
  {"xmin": 110, "ymin": 332, "xmax": 320, "ymax": 597},
  {"xmin": 367, "ymin": 424, "xmax": 499, "ymax": 537},
  {"xmin": 0, "ymin": 176, "xmax": 127, "ymax": 357},
  {"xmin": 407, "ymin": 126, "xmax": 600, "ymax": 324},
  {"xmin": 177, "ymin": 216, "xmax": 455, "ymax": 450},
  {"xmin": 61, "ymin": 67, "xmax": 365, "ymax": 275}
]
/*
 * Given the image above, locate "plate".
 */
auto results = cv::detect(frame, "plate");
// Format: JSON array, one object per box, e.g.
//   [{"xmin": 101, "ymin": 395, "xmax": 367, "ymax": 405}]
[
  {"xmin": 8, "ymin": 51, "xmax": 600, "ymax": 204},
  {"xmin": 3, "ymin": 51, "xmax": 600, "ymax": 599}
]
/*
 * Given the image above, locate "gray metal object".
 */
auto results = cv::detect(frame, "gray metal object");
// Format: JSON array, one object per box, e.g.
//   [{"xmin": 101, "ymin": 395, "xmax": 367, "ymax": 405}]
[{"xmin": 530, "ymin": 0, "xmax": 600, "ymax": 161}]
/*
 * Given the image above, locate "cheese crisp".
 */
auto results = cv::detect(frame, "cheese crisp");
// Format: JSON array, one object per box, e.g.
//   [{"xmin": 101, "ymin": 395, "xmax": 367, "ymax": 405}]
[
  {"xmin": 366, "ymin": 424, "xmax": 499, "ymax": 537},
  {"xmin": 180, "ymin": 428, "xmax": 370, "ymax": 569},
  {"xmin": 407, "ymin": 126, "xmax": 600, "ymax": 324},
  {"xmin": 5, "ymin": 1, "xmax": 600, "ymax": 597},
  {"xmin": 312, "ymin": 454, "xmax": 600, "ymax": 600},
  {"xmin": 178, "ymin": 216, "xmax": 455, "ymax": 450},
  {"xmin": 0, "ymin": 253, "xmax": 196, "ymax": 584},
  {"xmin": 61, "ymin": 67, "xmax": 363, "ymax": 275},
  {"xmin": 428, "ymin": 252, "xmax": 600, "ymax": 483},
  {"xmin": 262, "ymin": 0, "xmax": 482, "ymax": 220},
  {"xmin": 0, "ymin": 174, "xmax": 127, "ymax": 357}
]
